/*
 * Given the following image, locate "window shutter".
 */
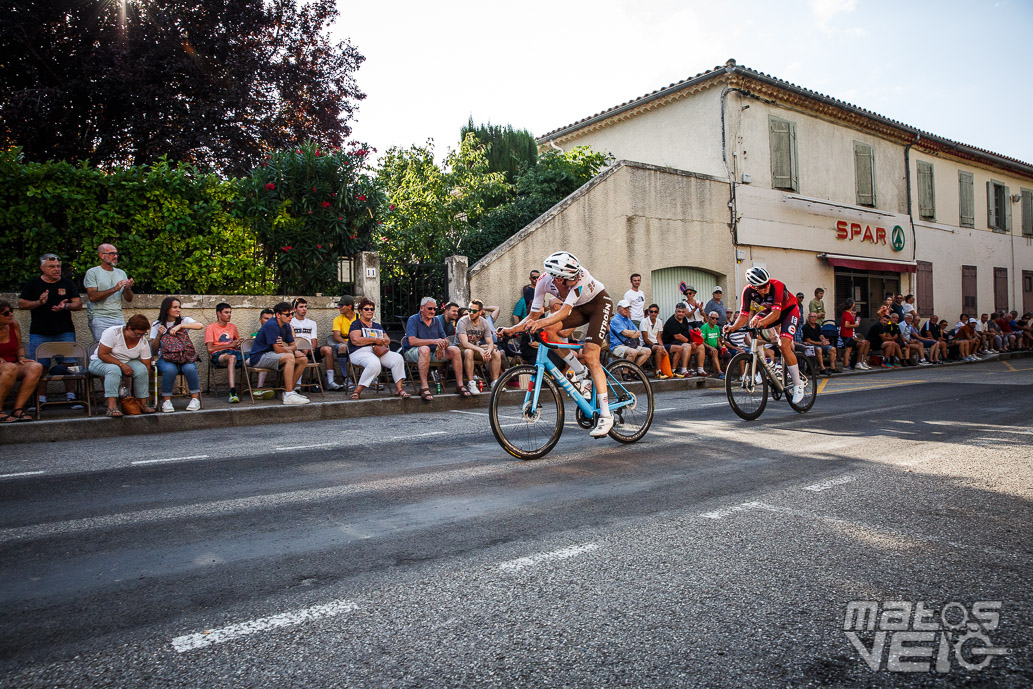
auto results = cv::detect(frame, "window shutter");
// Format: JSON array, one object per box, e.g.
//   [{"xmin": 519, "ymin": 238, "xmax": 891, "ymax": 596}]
[
  {"xmin": 917, "ymin": 162, "xmax": 934, "ymax": 219},
  {"xmin": 769, "ymin": 117, "xmax": 793, "ymax": 190},
  {"xmin": 986, "ymin": 181, "xmax": 996, "ymax": 229},
  {"xmin": 1004, "ymin": 186, "xmax": 1012, "ymax": 231},
  {"xmin": 1022, "ymin": 189, "xmax": 1033, "ymax": 237},
  {"xmin": 959, "ymin": 171, "xmax": 974, "ymax": 227},
  {"xmin": 854, "ymin": 142, "xmax": 875, "ymax": 206},
  {"xmin": 789, "ymin": 123, "xmax": 799, "ymax": 192}
]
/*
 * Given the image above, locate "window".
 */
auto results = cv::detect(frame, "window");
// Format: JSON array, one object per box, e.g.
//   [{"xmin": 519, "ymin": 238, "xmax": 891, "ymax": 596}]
[
  {"xmin": 854, "ymin": 141, "xmax": 876, "ymax": 207},
  {"xmin": 1022, "ymin": 188, "xmax": 1033, "ymax": 237},
  {"xmin": 987, "ymin": 180, "xmax": 1011, "ymax": 232},
  {"xmin": 769, "ymin": 117, "xmax": 799, "ymax": 191},
  {"xmin": 994, "ymin": 267, "xmax": 1009, "ymax": 313},
  {"xmin": 962, "ymin": 265, "xmax": 977, "ymax": 312},
  {"xmin": 916, "ymin": 261, "xmax": 934, "ymax": 316},
  {"xmin": 958, "ymin": 171, "xmax": 975, "ymax": 227},
  {"xmin": 916, "ymin": 161, "xmax": 935, "ymax": 220}
]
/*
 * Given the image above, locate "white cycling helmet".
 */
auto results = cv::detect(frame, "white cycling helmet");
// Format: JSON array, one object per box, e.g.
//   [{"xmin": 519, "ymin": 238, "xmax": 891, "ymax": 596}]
[
  {"xmin": 543, "ymin": 251, "xmax": 581, "ymax": 280},
  {"xmin": 745, "ymin": 266, "xmax": 770, "ymax": 287}
]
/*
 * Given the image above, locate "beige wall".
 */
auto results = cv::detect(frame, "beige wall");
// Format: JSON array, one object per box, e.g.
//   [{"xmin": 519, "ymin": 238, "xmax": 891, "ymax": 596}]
[{"xmin": 470, "ymin": 162, "xmax": 734, "ymax": 323}]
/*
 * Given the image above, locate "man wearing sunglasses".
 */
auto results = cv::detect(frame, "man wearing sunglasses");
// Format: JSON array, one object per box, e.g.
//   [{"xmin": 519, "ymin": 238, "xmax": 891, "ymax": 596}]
[
  {"xmin": 84, "ymin": 243, "xmax": 135, "ymax": 343},
  {"xmin": 457, "ymin": 299, "xmax": 501, "ymax": 395},
  {"xmin": 249, "ymin": 301, "xmax": 310, "ymax": 405}
]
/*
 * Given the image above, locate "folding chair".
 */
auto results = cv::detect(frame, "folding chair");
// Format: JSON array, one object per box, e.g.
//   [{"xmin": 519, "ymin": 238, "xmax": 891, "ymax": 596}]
[
  {"xmin": 34, "ymin": 341, "xmax": 92, "ymax": 419},
  {"xmin": 294, "ymin": 337, "xmax": 326, "ymax": 397},
  {"xmin": 240, "ymin": 338, "xmax": 286, "ymax": 403}
]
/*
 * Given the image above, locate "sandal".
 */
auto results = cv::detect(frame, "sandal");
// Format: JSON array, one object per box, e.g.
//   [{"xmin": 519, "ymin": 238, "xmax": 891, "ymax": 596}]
[
  {"xmin": 0, "ymin": 412, "xmax": 14, "ymax": 424},
  {"xmin": 396, "ymin": 389, "xmax": 411, "ymax": 398},
  {"xmin": 457, "ymin": 385, "xmax": 472, "ymax": 398},
  {"xmin": 10, "ymin": 409, "xmax": 32, "ymax": 422},
  {"xmin": 420, "ymin": 388, "xmax": 434, "ymax": 402},
  {"xmin": 106, "ymin": 407, "xmax": 124, "ymax": 418},
  {"xmin": 349, "ymin": 390, "xmax": 362, "ymax": 400}
]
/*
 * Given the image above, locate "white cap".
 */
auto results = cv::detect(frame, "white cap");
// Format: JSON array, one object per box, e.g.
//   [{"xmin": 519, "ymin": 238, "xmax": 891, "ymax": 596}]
[
  {"xmin": 713, "ymin": 286, "xmax": 723, "ymax": 293},
  {"xmin": 969, "ymin": 318, "xmax": 978, "ymax": 323},
  {"xmin": 617, "ymin": 299, "xmax": 631, "ymax": 309}
]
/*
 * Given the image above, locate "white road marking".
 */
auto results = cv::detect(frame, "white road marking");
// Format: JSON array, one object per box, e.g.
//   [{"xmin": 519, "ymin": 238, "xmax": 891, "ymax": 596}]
[
  {"xmin": 132, "ymin": 455, "xmax": 210, "ymax": 466},
  {"xmin": 0, "ymin": 471, "xmax": 45, "ymax": 479},
  {"xmin": 803, "ymin": 475, "xmax": 856, "ymax": 492},
  {"xmin": 450, "ymin": 410, "xmax": 490, "ymax": 417},
  {"xmin": 700, "ymin": 501, "xmax": 767, "ymax": 519},
  {"xmin": 275, "ymin": 442, "xmax": 337, "ymax": 451},
  {"xmin": 386, "ymin": 431, "xmax": 446, "ymax": 440},
  {"xmin": 498, "ymin": 542, "xmax": 599, "ymax": 572},
  {"xmin": 171, "ymin": 599, "xmax": 358, "ymax": 653},
  {"xmin": 654, "ymin": 407, "xmax": 678, "ymax": 412}
]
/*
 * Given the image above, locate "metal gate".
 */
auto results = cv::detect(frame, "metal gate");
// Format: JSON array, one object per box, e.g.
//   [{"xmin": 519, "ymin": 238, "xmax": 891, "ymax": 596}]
[
  {"xmin": 650, "ymin": 267, "xmax": 718, "ymax": 320},
  {"xmin": 379, "ymin": 262, "xmax": 448, "ymax": 334}
]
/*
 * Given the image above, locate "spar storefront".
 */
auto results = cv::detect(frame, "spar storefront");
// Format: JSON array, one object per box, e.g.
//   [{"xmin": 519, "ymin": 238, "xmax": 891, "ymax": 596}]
[{"xmin": 732, "ymin": 186, "xmax": 917, "ymax": 322}]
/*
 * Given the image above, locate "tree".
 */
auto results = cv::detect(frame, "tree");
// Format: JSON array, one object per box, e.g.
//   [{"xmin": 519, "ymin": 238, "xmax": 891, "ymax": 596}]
[
  {"xmin": 377, "ymin": 134, "xmax": 510, "ymax": 265},
  {"xmin": 0, "ymin": 0, "xmax": 364, "ymax": 175},
  {"xmin": 460, "ymin": 118, "xmax": 538, "ymax": 185},
  {"xmin": 238, "ymin": 141, "xmax": 384, "ymax": 295}
]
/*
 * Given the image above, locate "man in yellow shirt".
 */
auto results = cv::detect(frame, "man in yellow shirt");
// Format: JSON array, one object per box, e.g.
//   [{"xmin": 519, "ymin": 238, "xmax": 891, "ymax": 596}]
[{"xmin": 331, "ymin": 296, "xmax": 357, "ymax": 388}]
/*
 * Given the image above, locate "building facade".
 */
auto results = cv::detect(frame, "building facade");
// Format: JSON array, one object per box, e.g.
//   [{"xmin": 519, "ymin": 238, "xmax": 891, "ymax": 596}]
[{"xmin": 471, "ymin": 59, "xmax": 1033, "ymax": 325}]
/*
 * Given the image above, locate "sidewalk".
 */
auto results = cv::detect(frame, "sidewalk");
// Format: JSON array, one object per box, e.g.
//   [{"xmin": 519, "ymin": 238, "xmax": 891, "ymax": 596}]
[{"xmin": 2, "ymin": 351, "xmax": 1027, "ymax": 445}]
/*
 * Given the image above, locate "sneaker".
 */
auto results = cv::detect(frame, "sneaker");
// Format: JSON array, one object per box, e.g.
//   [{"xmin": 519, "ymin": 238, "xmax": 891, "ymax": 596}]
[
  {"xmin": 325, "ymin": 380, "xmax": 344, "ymax": 391},
  {"xmin": 696, "ymin": 369, "xmax": 705, "ymax": 376},
  {"xmin": 918, "ymin": 360, "xmax": 931, "ymax": 366},
  {"xmin": 490, "ymin": 378, "xmax": 499, "ymax": 390},
  {"xmin": 254, "ymin": 389, "xmax": 275, "ymax": 400},
  {"xmin": 228, "ymin": 394, "xmax": 241, "ymax": 404},
  {"xmin": 293, "ymin": 392, "xmax": 310, "ymax": 402},
  {"xmin": 161, "ymin": 400, "xmax": 175, "ymax": 413},
  {"xmin": 672, "ymin": 371, "xmax": 686, "ymax": 379},
  {"xmin": 590, "ymin": 415, "xmax": 614, "ymax": 438},
  {"xmin": 716, "ymin": 373, "xmax": 725, "ymax": 380},
  {"xmin": 283, "ymin": 391, "xmax": 309, "ymax": 405},
  {"xmin": 880, "ymin": 362, "xmax": 891, "ymax": 369},
  {"xmin": 791, "ymin": 383, "xmax": 807, "ymax": 404},
  {"xmin": 467, "ymin": 380, "xmax": 481, "ymax": 395},
  {"xmin": 186, "ymin": 398, "xmax": 201, "ymax": 411}
]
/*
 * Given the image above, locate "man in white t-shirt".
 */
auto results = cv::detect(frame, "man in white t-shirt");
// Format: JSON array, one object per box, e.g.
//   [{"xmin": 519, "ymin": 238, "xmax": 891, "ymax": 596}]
[
  {"xmin": 290, "ymin": 298, "xmax": 343, "ymax": 390},
  {"xmin": 623, "ymin": 273, "xmax": 647, "ymax": 326},
  {"xmin": 640, "ymin": 303, "xmax": 667, "ymax": 378}
]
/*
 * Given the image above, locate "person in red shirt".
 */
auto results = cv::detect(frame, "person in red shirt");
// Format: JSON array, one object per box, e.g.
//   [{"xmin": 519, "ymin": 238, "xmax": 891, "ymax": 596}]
[
  {"xmin": 839, "ymin": 298, "xmax": 870, "ymax": 369},
  {"xmin": 725, "ymin": 267, "xmax": 807, "ymax": 404}
]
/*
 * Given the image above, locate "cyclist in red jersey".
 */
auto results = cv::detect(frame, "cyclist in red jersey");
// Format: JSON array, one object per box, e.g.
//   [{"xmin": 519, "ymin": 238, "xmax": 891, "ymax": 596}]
[{"xmin": 725, "ymin": 266, "xmax": 807, "ymax": 404}]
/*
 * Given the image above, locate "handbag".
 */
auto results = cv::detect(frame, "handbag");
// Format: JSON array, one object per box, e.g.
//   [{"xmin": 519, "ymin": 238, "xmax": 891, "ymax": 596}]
[
  {"xmin": 161, "ymin": 328, "xmax": 197, "ymax": 364},
  {"xmin": 120, "ymin": 397, "xmax": 143, "ymax": 415}
]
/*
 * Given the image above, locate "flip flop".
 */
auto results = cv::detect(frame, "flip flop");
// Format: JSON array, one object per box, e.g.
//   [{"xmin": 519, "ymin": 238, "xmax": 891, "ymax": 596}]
[
  {"xmin": 0, "ymin": 412, "xmax": 14, "ymax": 424},
  {"xmin": 9, "ymin": 409, "xmax": 32, "ymax": 422}
]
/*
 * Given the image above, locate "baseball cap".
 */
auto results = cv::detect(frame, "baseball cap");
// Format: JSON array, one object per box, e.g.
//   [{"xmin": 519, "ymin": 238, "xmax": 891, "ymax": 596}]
[
  {"xmin": 617, "ymin": 299, "xmax": 631, "ymax": 308},
  {"xmin": 969, "ymin": 318, "xmax": 978, "ymax": 323},
  {"xmin": 713, "ymin": 286, "xmax": 723, "ymax": 293},
  {"xmin": 337, "ymin": 295, "xmax": 354, "ymax": 307}
]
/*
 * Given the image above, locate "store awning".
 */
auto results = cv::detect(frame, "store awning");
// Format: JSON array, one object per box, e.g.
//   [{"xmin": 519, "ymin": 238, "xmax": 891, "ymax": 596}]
[{"xmin": 818, "ymin": 253, "xmax": 917, "ymax": 273}]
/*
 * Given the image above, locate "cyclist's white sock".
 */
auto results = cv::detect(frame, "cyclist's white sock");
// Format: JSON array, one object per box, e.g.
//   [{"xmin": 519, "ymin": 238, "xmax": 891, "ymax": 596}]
[
  {"xmin": 598, "ymin": 393, "xmax": 611, "ymax": 417},
  {"xmin": 563, "ymin": 352, "xmax": 586, "ymax": 376},
  {"xmin": 788, "ymin": 363, "xmax": 801, "ymax": 386}
]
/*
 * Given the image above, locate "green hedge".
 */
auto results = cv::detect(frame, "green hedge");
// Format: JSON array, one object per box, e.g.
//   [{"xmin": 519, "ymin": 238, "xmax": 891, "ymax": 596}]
[{"xmin": 0, "ymin": 149, "xmax": 272, "ymax": 294}]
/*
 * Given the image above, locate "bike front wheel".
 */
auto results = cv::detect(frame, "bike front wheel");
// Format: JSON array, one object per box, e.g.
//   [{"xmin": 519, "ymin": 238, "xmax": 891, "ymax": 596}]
[
  {"xmin": 604, "ymin": 360, "xmax": 654, "ymax": 443},
  {"xmin": 787, "ymin": 356, "xmax": 817, "ymax": 413},
  {"xmin": 725, "ymin": 352, "xmax": 768, "ymax": 420},
  {"xmin": 489, "ymin": 365, "xmax": 565, "ymax": 460}
]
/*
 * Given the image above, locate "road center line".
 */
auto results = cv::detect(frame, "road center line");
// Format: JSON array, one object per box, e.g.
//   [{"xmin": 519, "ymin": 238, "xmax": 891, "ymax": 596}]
[
  {"xmin": 0, "ymin": 471, "xmax": 46, "ymax": 479},
  {"xmin": 132, "ymin": 455, "xmax": 210, "ymax": 466},
  {"xmin": 386, "ymin": 431, "xmax": 446, "ymax": 440},
  {"xmin": 171, "ymin": 599, "xmax": 358, "ymax": 653},
  {"xmin": 498, "ymin": 542, "xmax": 599, "ymax": 572},
  {"xmin": 450, "ymin": 410, "xmax": 489, "ymax": 417},
  {"xmin": 803, "ymin": 474, "xmax": 856, "ymax": 492},
  {"xmin": 275, "ymin": 442, "xmax": 338, "ymax": 451}
]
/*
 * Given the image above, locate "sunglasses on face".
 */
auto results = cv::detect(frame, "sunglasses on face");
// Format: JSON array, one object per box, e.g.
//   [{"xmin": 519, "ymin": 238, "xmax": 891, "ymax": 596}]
[
  {"xmin": 0, "ymin": 310, "xmax": 12, "ymax": 317},
  {"xmin": 648, "ymin": 310, "xmax": 658, "ymax": 314},
  {"xmin": 361, "ymin": 307, "xmax": 375, "ymax": 312}
]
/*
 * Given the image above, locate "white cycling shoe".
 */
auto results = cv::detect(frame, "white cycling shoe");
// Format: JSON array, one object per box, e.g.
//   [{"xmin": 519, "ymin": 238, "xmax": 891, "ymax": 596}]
[
  {"xmin": 590, "ymin": 415, "xmax": 614, "ymax": 438},
  {"xmin": 791, "ymin": 383, "xmax": 807, "ymax": 404}
]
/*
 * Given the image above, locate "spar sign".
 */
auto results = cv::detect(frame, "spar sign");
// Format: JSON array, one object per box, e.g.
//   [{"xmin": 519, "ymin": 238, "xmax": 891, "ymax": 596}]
[{"xmin": 836, "ymin": 221, "xmax": 906, "ymax": 252}]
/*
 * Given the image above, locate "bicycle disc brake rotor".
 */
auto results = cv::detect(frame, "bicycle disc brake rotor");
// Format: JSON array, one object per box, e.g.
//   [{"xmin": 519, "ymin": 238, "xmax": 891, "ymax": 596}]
[{"xmin": 521, "ymin": 402, "xmax": 541, "ymax": 423}]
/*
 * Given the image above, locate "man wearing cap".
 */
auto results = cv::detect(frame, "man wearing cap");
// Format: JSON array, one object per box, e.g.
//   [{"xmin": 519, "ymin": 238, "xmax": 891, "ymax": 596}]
[
  {"xmin": 331, "ymin": 296, "xmax": 358, "ymax": 387},
  {"xmin": 704, "ymin": 286, "xmax": 728, "ymax": 327},
  {"xmin": 609, "ymin": 300, "xmax": 651, "ymax": 366},
  {"xmin": 623, "ymin": 274, "xmax": 647, "ymax": 327}
]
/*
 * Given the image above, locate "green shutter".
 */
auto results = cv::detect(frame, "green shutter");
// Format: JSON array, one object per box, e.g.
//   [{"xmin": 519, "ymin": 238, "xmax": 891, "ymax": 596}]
[
  {"xmin": 1022, "ymin": 189, "xmax": 1033, "ymax": 237},
  {"xmin": 959, "ymin": 171, "xmax": 974, "ymax": 227},
  {"xmin": 789, "ymin": 122, "xmax": 799, "ymax": 192},
  {"xmin": 769, "ymin": 117, "xmax": 794, "ymax": 190},
  {"xmin": 987, "ymin": 181, "xmax": 996, "ymax": 229},
  {"xmin": 917, "ymin": 161, "xmax": 935, "ymax": 220},
  {"xmin": 855, "ymin": 142, "xmax": 875, "ymax": 206},
  {"xmin": 1005, "ymin": 185, "xmax": 1012, "ymax": 231}
]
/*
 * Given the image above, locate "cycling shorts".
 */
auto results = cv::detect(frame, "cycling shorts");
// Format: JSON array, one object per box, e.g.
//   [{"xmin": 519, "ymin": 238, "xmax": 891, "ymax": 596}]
[
  {"xmin": 774, "ymin": 305, "xmax": 800, "ymax": 340},
  {"xmin": 560, "ymin": 291, "xmax": 613, "ymax": 345}
]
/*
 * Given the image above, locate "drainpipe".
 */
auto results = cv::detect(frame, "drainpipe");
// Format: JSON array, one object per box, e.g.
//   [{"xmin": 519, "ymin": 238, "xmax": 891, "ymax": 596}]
[
  {"xmin": 721, "ymin": 86, "xmax": 740, "ymax": 299},
  {"xmin": 549, "ymin": 140, "xmax": 563, "ymax": 153},
  {"xmin": 903, "ymin": 133, "xmax": 920, "ymax": 292}
]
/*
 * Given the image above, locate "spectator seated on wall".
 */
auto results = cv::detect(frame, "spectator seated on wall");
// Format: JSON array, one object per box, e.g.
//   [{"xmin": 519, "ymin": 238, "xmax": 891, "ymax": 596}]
[
  {"xmin": 661, "ymin": 302, "xmax": 693, "ymax": 378},
  {"xmin": 866, "ymin": 313, "xmax": 904, "ymax": 368},
  {"xmin": 149, "ymin": 296, "xmax": 204, "ymax": 413},
  {"xmin": 899, "ymin": 313, "xmax": 931, "ymax": 365},
  {"xmin": 906, "ymin": 312, "xmax": 942, "ymax": 364},
  {"xmin": 609, "ymin": 299, "xmax": 651, "ymax": 367},
  {"xmin": 954, "ymin": 319, "xmax": 982, "ymax": 362},
  {"xmin": 802, "ymin": 311, "xmax": 837, "ymax": 375},
  {"xmin": 0, "ymin": 300, "xmax": 44, "ymax": 422},
  {"xmin": 839, "ymin": 298, "xmax": 870, "ymax": 370},
  {"xmin": 640, "ymin": 303, "xmax": 670, "ymax": 379}
]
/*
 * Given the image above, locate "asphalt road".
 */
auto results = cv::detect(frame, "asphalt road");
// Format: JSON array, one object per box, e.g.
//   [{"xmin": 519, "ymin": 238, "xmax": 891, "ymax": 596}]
[{"xmin": 1, "ymin": 359, "xmax": 1031, "ymax": 688}]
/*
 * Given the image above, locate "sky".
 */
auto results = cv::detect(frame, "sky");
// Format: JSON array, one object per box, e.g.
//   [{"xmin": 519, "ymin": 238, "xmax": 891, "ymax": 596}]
[{"xmin": 334, "ymin": 0, "xmax": 1033, "ymax": 167}]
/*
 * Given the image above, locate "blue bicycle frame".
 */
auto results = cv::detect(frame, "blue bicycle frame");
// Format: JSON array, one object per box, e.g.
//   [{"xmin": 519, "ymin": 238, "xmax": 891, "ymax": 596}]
[{"xmin": 526, "ymin": 333, "xmax": 632, "ymax": 418}]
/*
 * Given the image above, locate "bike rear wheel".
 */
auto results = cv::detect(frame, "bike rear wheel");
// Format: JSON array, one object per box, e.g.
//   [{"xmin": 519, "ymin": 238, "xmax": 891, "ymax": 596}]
[
  {"xmin": 725, "ymin": 352, "xmax": 768, "ymax": 420},
  {"xmin": 489, "ymin": 365, "xmax": 565, "ymax": 460},
  {"xmin": 786, "ymin": 356, "xmax": 817, "ymax": 413},
  {"xmin": 604, "ymin": 360, "xmax": 654, "ymax": 443}
]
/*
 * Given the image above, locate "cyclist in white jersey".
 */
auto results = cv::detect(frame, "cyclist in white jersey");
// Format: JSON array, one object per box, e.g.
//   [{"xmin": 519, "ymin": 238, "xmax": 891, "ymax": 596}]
[{"xmin": 501, "ymin": 251, "xmax": 615, "ymax": 437}]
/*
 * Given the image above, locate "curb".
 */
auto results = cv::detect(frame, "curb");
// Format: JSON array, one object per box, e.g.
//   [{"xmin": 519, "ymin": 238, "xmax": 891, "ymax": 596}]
[{"xmin": 2, "ymin": 352, "xmax": 1028, "ymax": 445}]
